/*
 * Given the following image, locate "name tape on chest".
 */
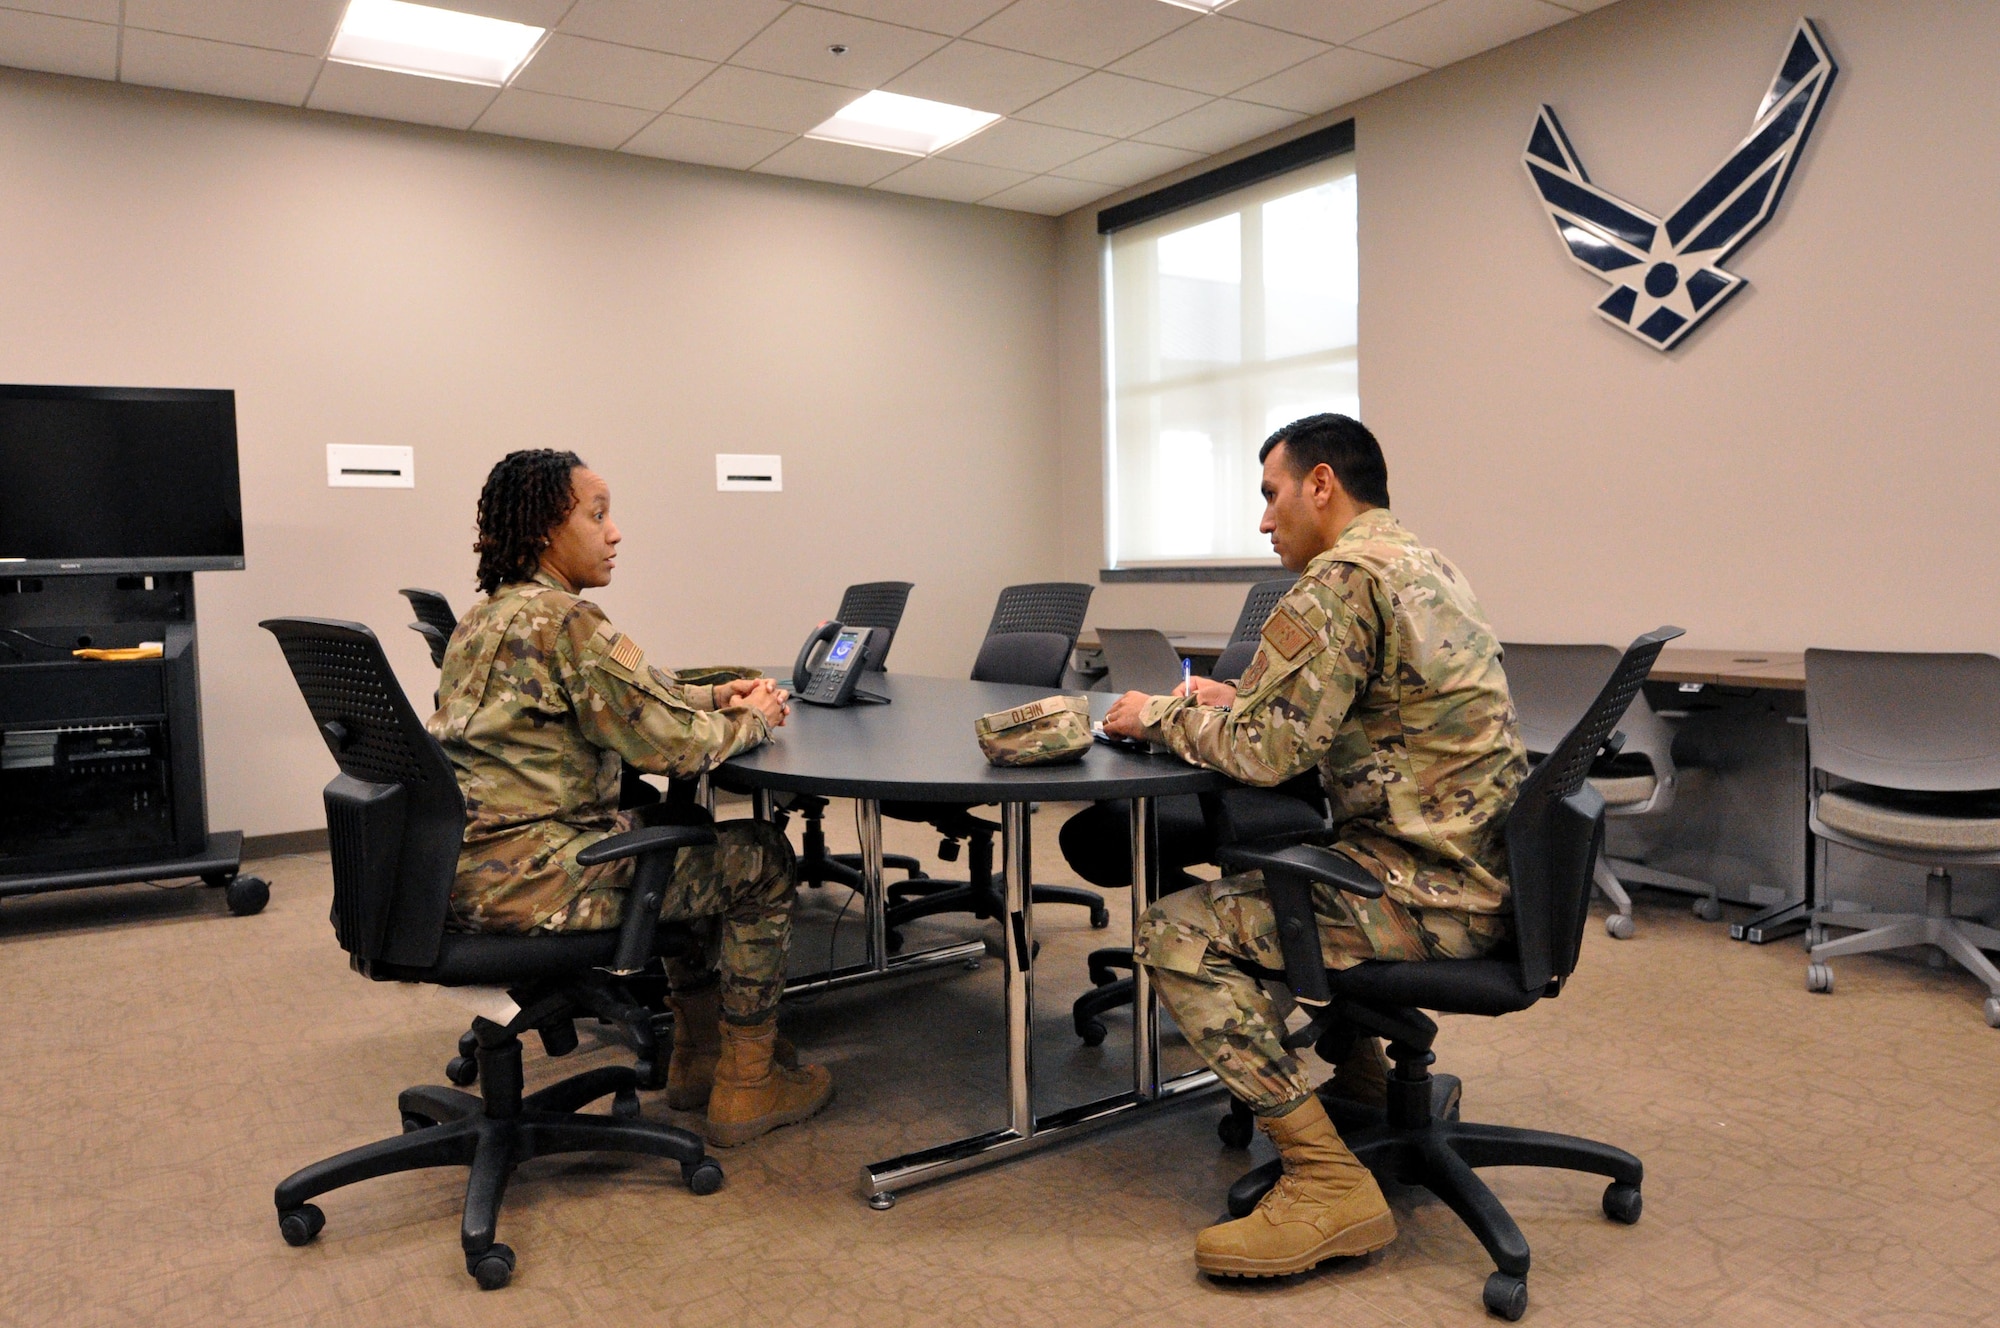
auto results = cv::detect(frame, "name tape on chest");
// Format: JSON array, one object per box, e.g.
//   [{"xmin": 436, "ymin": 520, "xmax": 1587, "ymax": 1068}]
[{"xmin": 1262, "ymin": 606, "xmax": 1318, "ymax": 662}]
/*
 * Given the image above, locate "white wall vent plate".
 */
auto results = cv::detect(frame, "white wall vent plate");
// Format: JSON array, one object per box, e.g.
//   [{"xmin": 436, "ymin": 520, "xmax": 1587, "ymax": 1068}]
[{"xmin": 327, "ymin": 444, "xmax": 415, "ymax": 487}]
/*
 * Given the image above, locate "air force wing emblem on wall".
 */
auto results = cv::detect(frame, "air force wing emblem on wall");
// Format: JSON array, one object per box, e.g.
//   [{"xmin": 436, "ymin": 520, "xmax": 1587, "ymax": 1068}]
[{"xmin": 1523, "ymin": 19, "xmax": 1837, "ymax": 350}]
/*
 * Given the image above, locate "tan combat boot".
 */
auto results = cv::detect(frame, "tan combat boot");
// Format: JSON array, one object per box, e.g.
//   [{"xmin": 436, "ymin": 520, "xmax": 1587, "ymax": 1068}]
[
  {"xmin": 661, "ymin": 987, "xmax": 798, "ymax": 1112},
  {"xmin": 1194, "ymin": 1095, "xmax": 1397, "ymax": 1278},
  {"xmin": 702, "ymin": 1018, "xmax": 833, "ymax": 1148},
  {"xmin": 1326, "ymin": 1035, "xmax": 1389, "ymax": 1109}
]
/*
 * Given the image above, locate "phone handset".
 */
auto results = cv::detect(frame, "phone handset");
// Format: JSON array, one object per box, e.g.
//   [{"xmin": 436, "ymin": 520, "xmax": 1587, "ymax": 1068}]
[
  {"xmin": 792, "ymin": 620, "xmax": 840, "ymax": 696},
  {"xmin": 789, "ymin": 620, "xmax": 889, "ymax": 708}
]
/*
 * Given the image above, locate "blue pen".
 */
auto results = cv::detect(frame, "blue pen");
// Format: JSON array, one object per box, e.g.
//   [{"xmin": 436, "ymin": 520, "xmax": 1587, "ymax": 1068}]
[{"xmin": 1182, "ymin": 657, "xmax": 1193, "ymax": 704}]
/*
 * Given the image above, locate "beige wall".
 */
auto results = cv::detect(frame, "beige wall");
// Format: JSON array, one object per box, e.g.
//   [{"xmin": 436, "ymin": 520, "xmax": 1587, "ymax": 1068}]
[
  {"xmin": 0, "ymin": 69, "xmax": 1060, "ymax": 837},
  {"xmin": 1060, "ymin": 0, "xmax": 2000, "ymax": 655}
]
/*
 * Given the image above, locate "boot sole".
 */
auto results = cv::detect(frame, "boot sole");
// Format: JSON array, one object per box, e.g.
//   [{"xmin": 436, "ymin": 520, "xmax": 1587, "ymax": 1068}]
[
  {"xmin": 1195, "ymin": 1210, "xmax": 1399, "ymax": 1278},
  {"xmin": 703, "ymin": 1084, "xmax": 834, "ymax": 1149}
]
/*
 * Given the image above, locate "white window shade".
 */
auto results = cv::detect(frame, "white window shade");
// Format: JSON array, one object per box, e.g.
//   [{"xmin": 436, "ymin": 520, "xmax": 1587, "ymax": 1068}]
[{"xmin": 1104, "ymin": 154, "xmax": 1358, "ymax": 569}]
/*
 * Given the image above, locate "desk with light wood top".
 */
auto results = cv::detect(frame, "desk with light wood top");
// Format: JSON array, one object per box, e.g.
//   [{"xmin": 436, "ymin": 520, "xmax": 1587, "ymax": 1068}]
[{"xmin": 1650, "ymin": 648, "xmax": 1805, "ymax": 691}]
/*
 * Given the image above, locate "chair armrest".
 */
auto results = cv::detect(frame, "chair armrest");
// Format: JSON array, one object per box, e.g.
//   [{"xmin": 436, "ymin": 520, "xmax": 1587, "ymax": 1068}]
[
  {"xmin": 1214, "ymin": 842, "xmax": 1385, "ymax": 900},
  {"xmin": 577, "ymin": 825, "xmax": 719, "ymax": 975}
]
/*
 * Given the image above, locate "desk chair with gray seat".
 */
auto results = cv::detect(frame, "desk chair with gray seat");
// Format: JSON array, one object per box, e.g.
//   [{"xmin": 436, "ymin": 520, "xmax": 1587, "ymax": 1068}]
[
  {"xmin": 1502, "ymin": 642, "xmax": 1719, "ymax": 938},
  {"xmin": 1801, "ymin": 649, "xmax": 2000, "ymax": 1026},
  {"xmin": 400, "ymin": 587, "xmax": 458, "ymax": 668},
  {"xmin": 1063, "ymin": 578, "xmax": 1321, "ymax": 1044},
  {"xmin": 261, "ymin": 618, "xmax": 724, "ymax": 1289},
  {"xmin": 1212, "ymin": 628, "xmax": 1675, "ymax": 1319},
  {"xmin": 1096, "ymin": 628, "xmax": 1189, "ymax": 695},
  {"xmin": 883, "ymin": 583, "xmax": 1109, "ymax": 943}
]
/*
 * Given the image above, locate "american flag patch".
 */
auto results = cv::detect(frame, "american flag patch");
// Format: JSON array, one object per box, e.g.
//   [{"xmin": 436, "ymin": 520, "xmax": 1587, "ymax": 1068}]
[{"xmin": 608, "ymin": 633, "xmax": 643, "ymax": 672}]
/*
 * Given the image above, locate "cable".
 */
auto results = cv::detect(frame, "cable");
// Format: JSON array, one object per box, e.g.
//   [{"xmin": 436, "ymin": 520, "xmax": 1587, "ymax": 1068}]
[{"xmin": 1, "ymin": 626, "xmax": 68, "ymax": 652}]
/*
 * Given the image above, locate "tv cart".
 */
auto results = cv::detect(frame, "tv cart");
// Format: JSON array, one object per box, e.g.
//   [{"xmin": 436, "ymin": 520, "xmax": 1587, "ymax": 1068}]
[{"xmin": 0, "ymin": 571, "xmax": 266, "ymax": 916}]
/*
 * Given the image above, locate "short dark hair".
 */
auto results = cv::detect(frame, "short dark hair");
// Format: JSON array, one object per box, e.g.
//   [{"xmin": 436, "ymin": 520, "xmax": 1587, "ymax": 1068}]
[
  {"xmin": 1257, "ymin": 414, "xmax": 1390, "ymax": 508},
  {"xmin": 474, "ymin": 449, "xmax": 586, "ymax": 595}
]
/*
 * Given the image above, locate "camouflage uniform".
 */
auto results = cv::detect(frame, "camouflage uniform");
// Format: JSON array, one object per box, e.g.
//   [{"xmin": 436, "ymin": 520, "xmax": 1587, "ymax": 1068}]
[
  {"xmin": 427, "ymin": 571, "xmax": 796, "ymax": 1025},
  {"xmin": 1132, "ymin": 508, "xmax": 1528, "ymax": 1111}
]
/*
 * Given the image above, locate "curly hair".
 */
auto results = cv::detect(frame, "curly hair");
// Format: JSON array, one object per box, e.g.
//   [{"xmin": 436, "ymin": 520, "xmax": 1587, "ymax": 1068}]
[{"xmin": 474, "ymin": 449, "xmax": 586, "ymax": 595}]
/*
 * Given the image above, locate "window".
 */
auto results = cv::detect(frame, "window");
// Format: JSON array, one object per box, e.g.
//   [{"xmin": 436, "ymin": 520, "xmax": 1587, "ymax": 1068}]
[{"xmin": 1103, "ymin": 149, "xmax": 1358, "ymax": 573}]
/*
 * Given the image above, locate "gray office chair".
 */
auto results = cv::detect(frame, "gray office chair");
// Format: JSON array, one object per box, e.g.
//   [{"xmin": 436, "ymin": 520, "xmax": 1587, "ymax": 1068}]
[
  {"xmin": 883, "ymin": 583, "xmax": 1108, "ymax": 943},
  {"xmin": 1095, "ymin": 628, "xmax": 1188, "ymax": 695},
  {"xmin": 400, "ymin": 587, "xmax": 458, "ymax": 669},
  {"xmin": 1801, "ymin": 650, "xmax": 2000, "ymax": 1026},
  {"xmin": 1502, "ymin": 642, "xmax": 1718, "ymax": 937},
  {"xmin": 260, "ymin": 618, "xmax": 723, "ymax": 1289}
]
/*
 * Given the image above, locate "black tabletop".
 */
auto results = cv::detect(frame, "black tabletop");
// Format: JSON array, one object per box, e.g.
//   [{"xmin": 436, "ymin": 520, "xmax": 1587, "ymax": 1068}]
[{"xmin": 718, "ymin": 674, "xmax": 1229, "ymax": 803}]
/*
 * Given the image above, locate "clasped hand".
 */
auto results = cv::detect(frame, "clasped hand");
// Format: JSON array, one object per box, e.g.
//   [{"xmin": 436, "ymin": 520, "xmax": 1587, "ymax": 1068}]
[{"xmin": 716, "ymin": 676, "xmax": 791, "ymax": 727}]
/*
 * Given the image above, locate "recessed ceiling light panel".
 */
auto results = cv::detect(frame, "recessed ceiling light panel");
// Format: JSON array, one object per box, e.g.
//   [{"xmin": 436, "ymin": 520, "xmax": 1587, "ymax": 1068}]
[
  {"xmin": 805, "ymin": 91, "xmax": 1002, "ymax": 157},
  {"xmin": 329, "ymin": 0, "xmax": 546, "ymax": 87},
  {"xmin": 1155, "ymin": 0, "xmax": 1240, "ymax": 12}
]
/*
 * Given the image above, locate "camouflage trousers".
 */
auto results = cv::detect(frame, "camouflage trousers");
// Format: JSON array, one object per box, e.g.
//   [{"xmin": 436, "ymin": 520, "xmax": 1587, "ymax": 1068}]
[
  {"xmin": 1135, "ymin": 867, "xmax": 1505, "ymax": 1113},
  {"xmin": 543, "ymin": 818, "xmax": 798, "ymax": 1026}
]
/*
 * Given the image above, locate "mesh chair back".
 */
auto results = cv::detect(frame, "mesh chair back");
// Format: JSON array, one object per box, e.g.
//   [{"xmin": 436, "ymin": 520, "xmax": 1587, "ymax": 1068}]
[
  {"xmin": 1230, "ymin": 578, "xmax": 1294, "ymax": 643},
  {"xmin": 834, "ymin": 581, "xmax": 913, "ymax": 669},
  {"xmin": 971, "ymin": 631, "xmax": 1072, "ymax": 689},
  {"xmin": 400, "ymin": 588, "xmax": 458, "ymax": 669},
  {"xmin": 986, "ymin": 583, "xmax": 1093, "ymax": 647},
  {"xmin": 1213, "ymin": 639, "xmax": 1258, "ymax": 683},
  {"xmin": 1505, "ymin": 627, "xmax": 1682, "ymax": 992},
  {"xmin": 262, "ymin": 617, "xmax": 464, "ymax": 971},
  {"xmin": 1804, "ymin": 650, "xmax": 2000, "ymax": 792},
  {"xmin": 1097, "ymin": 628, "xmax": 1187, "ymax": 694}
]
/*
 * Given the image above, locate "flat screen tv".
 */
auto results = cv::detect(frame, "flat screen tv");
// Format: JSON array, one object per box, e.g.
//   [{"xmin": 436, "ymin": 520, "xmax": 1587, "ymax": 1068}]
[{"xmin": 0, "ymin": 385, "xmax": 245, "ymax": 575}]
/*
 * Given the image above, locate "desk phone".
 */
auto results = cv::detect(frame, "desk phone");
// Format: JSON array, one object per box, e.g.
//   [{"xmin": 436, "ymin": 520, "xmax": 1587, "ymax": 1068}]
[{"xmin": 790, "ymin": 621, "xmax": 889, "ymax": 707}]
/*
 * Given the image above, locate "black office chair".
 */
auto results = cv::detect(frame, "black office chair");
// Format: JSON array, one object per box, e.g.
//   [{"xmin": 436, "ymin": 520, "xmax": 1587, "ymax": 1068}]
[
  {"xmin": 261, "ymin": 618, "xmax": 724, "ymax": 1290},
  {"xmin": 883, "ymin": 583, "xmax": 1109, "ymax": 944},
  {"xmin": 1063, "ymin": 578, "xmax": 1322, "ymax": 1044},
  {"xmin": 399, "ymin": 587, "xmax": 458, "ymax": 669},
  {"xmin": 1207, "ymin": 627, "xmax": 1677, "ymax": 1320}
]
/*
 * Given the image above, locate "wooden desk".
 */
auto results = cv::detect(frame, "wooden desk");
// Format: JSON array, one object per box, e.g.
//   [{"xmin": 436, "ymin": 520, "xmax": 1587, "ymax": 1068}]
[{"xmin": 1651, "ymin": 648, "xmax": 1805, "ymax": 691}]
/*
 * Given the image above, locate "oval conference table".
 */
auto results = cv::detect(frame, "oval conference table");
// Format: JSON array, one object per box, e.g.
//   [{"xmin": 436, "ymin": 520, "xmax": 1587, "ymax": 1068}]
[{"xmin": 718, "ymin": 672, "xmax": 1229, "ymax": 1209}]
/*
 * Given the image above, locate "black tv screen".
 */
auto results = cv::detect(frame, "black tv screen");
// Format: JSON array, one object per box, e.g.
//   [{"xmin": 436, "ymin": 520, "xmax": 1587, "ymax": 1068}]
[{"xmin": 0, "ymin": 385, "xmax": 244, "ymax": 575}]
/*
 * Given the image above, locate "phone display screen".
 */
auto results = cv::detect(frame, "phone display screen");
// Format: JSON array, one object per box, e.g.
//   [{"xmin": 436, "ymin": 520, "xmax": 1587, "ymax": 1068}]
[{"xmin": 826, "ymin": 630, "xmax": 865, "ymax": 668}]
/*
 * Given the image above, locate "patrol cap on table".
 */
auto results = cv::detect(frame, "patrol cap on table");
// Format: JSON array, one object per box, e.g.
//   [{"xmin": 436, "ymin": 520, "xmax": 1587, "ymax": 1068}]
[
  {"xmin": 670, "ymin": 666, "xmax": 764, "ymax": 686},
  {"xmin": 975, "ymin": 694, "xmax": 1092, "ymax": 767}
]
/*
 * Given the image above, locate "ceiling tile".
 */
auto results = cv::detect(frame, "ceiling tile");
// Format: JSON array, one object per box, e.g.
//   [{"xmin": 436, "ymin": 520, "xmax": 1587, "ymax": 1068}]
[
  {"xmin": 1234, "ymin": 45, "xmax": 1423, "ymax": 113},
  {"xmin": 753, "ymin": 136, "xmax": 908, "ymax": 187},
  {"xmin": 1107, "ymin": 16, "xmax": 1327, "ymax": 97},
  {"xmin": 621, "ymin": 113, "xmax": 792, "ymax": 169},
  {"xmin": 807, "ymin": 1, "xmax": 1016, "ymax": 38},
  {"xmin": 1, "ymin": 2, "xmax": 118, "ymax": 22},
  {"xmin": 882, "ymin": 40, "xmax": 1087, "ymax": 116},
  {"xmin": 556, "ymin": 0, "xmax": 788, "ymax": 64},
  {"xmin": 473, "ymin": 88, "xmax": 655, "ymax": 149},
  {"xmin": 980, "ymin": 174, "xmax": 1113, "ymax": 216},
  {"xmin": 873, "ymin": 155, "xmax": 1030, "ymax": 203},
  {"xmin": 1011, "ymin": 70, "xmax": 1208, "ymax": 139},
  {"xmin": 668, "ymin": 65, "xmax": 856, "ymax": 134},
  {"xmin": 123, "ymin": 0, "xmax": 345, "ymax": 57},
  {"xmin": 1557, "ymin": 0, "xmax": 1624, "ymax": 10},
  {"xmin": 0, "ymin": 8, "xmax": 113, "ymax": 79},
  {"xmin": 938, "ymin": 117, "xmax": 1111, "ymax": 173},
  {"xmin": 307, "ymin": 60, "xmax": 500, "ymax": 130},
  {"xmin": 966, "ymin": 0, "xmax": 1198, "ymax": 69},
  {"xmin": 510, "ymin": 33, "xmax": 712, "ymax": 111},
  {"xmin": 1222, "ymin": 0, "xmax": 1435, "ymax": 46},
  {"xmin": 1133, "ymin": 97, "xmax": 1301, "ymax": 154},
  {"xmin": 729, "ymin": 6, "xmax": 947, "ymax": 92},
  {"xmin": 1056, "ymin": 138, "xmax": 1203, "ymax": 187},
  {"xmin": 1349, "ymin": 0, "xmax": 1574, "ymax": 70},
  {"xmin": 119, "ymin": 29, "xmax": 320, "ymax": 105}
]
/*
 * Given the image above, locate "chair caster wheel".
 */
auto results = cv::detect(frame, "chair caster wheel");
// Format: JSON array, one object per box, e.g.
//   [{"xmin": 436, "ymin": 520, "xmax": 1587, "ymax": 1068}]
[
  {"xmin": 868, "ymin": 1192, "xmax": 896, "ymax": 1210},
  {"xmin": 962, "ymin": 958, "xmax": 982, "ymax": 971},
  {"xmin": 401, "ymin": 1112, "xmax": 435, "ymax": 1133},
  {"xmin": 1076, "ymin": 1018, "xmax": 1107, "ymax": 1047},
  {"xmin": 634, "ymin": 1057, "xmax": 667, "ymax": 1091},
  {"xmin": 885, "ymin": 929, "xmax": 904, "ymax": 954},
  {"xmin": 446, "ymin": 1056, "xmax": 478, "ymax": 1086},
  {"xmin": 468, "ymin": 1243, "xmax": 515, "ymax": 1290},
  {"xmin": 278, "ymin": 1203, "xmax": 325, "ymax": 1247},
  {"xmin": 1692, "ymin": 896, "xmax": 1722, "ymax": 922},
  {"xmin": 1806, "ymin": 963, "xmax": 1833, "ymax": 993},
  {"xmin": 226, "ymin": 875, "xmax": 270, "ymax": 916},
  {"xmin": 1216, "ymin": 1111, "xmax": 1254, "ymax": 1150},
  {"xmin": 682, "ymin": 1158, "xmax": 724, "ymax": 1195},
  {"xmin": 1483, "ymin": 1272, "xmax": 1528, "ymax": 1321},
  {"xmin": 1602, "ymin": 1181, "xmax": 1642, "ymax": 1224},
  {"xmin": 1983, "ymin": 996, "xmax": 2000, "ymax": 1028},
  {"xmin": 1604, "ymin": 913, "xmax": 1634, "ymax": 940},
  {"xmin": 1090, "ymin": 906, "xmax": 1110, "ymax": 929},
  {"xmin": 1806, "ymin": 925, "xmax": 1826, "ymax": 948},
  {"xmin": 612, "ymin": 1087, "xmax": 641, "ymax": 1120}
]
